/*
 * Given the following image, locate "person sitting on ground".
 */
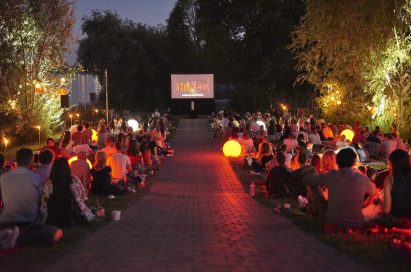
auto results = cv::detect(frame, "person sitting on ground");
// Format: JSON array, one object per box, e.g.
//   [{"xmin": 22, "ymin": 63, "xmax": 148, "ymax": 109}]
[
  {"xmin": 71, "ymin": 125, "xmax": 83, "ymax": 146},
  {"xmin": 283, "ymin": 134, "xmax": 298, "ymax": 153},
  {"xmin": 308, "ymin": 127, "xmax": 322, "ymax": 145},
  {"xmin": 0, "ymin": 148, "xmax": 42, "ymax": 225},
  {"xmin": 322, "ymin": 123, "xmax": 334, "ymax": 140},
  {"xmin": 81, "ymin": 122, "xmax": 93, "ymax": 145},
  {"xmin": 97, "ymin": 124, "xmax": 109, "ymax": 149},
  {"xmin": 239, "ymin": 132, "xmax": 256, "ymax": 154},
  {"xmin": 127, "ymin": 140, "xmax": 145, "ymax": 174},
  {"xmin": 90, "ymin": 151, "xmax": 117, "ymax": 195},
  {"xmin": 279, "ymin": 144, "xmax": 292, "ymax": 167},
  {"xmin": 35, "ymin": 148, "xmax": 55, "ymax": 184},
  {"xmin": 384, "ymin": 133, "xmax": 397, "ymax": 158},
  {"xmin": 267, "ymin": 120, "xmax": 276, "ymax": 142},
  {"xmin": 335, "ymin": 135, "xmax": 348, "ymax": 149},
  {"xmin": 286, "ymin": 151, "xmax": 316, "ymax": 197},
  {"xmin": 106, "ymin": 141, "xmax": 132, "ymax": 188},
  {"xmin": 61, "ymin": 131, "xmax": 74, "ymax": 155},
  {"xmin": 70, "ymin": 151, "xmax": 91, "ymax": 191},
  {"xmin": 297, "ymin": 126, "xmax": 309, "ymax": 144},
  {"xmin": 41, "ymin": 158, "xmax": 95, "ymax": 227},
  {"xmin": 304, "ymin": 148, "xmax": 376, "ymax": 229},
  {"xmin": 307, "ymin": 150, "xmax": 337, "ymax": 221},
  {"xmin": 265, "ymin": 151, "xmax": 292, "ymax": 197},
  {"xmin": 383, "ymin": 149, "xmax": 411, "ymax": 220},
  {"xmin": 250, "ymin": 142, "xmax": 273, "ymax": 175},
  {"xmin": 70, "ymin": 120, "xmax": 80, "ymax": 136},
  {"xmin": 100, "ymin": 137, "xmax": 116, "ymax": 158},
  {"xmin": 297, "ymin": 133, "xmax": 307, "ymax": 149}
]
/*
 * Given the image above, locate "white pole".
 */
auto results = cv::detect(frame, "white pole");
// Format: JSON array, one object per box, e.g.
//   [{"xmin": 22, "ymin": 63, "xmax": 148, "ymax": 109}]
[{"xmin": 105, "ymin": 69, "xmax": 109, "ymax": 123}]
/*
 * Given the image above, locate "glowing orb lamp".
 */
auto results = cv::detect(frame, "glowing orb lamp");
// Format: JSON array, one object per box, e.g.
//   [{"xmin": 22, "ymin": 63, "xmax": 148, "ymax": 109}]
[
  {"xmin": 68, "ymin": 156, "xmax": 92, "ymax": 169},
  {"xmin": 127, "ymin": 119, "xmax": 139, "ymax": 132},
  {"xmin": 341, "ymin": 129, "xmax": 354, "ymax": 142},
  {"xmin": 223, "ymin": 140, "xmax": 241, "ymax": 157},
  {"xmin": 92, "ymin": 129, "xmax": 98, "ymax": 142},
  {"xmin": 256, "ymin": 120, "xmax": 266, "ymax": 130}
]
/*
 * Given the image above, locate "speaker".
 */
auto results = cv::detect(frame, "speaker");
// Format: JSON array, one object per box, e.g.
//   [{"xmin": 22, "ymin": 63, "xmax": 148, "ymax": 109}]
[
  {"xmin": 90, "ymin": 93, "xmax": 96, "ymax": 102},
  {"xmin": 61, "ymin": 95, "xmax": 69, "ymax": 108}
]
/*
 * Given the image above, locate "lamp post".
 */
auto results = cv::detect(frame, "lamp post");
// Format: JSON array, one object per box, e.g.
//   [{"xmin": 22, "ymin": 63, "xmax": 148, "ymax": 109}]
[
  {"xmin": 94, "ymin": 109, "xmax": 99, "ymax": 125},
  {"xmin": 36, "ymin": 126, "xmax": 41, "ymax": 148},
  {"xmin": 3, "ymin": 138, "xmax": 8, "ymax": 156},
  {"xmin": 76, "ymin": 113, "xmax": 80, "ymax": 122},
  {"xmin": 69, "ymin": 114, "xmax": 73, "ymax": 126}
]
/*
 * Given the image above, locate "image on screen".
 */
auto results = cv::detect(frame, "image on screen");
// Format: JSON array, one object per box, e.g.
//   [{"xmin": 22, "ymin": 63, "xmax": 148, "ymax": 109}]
[{"xmin": 171, "ymin": 74, "xmax": 214, "ymax": 99}]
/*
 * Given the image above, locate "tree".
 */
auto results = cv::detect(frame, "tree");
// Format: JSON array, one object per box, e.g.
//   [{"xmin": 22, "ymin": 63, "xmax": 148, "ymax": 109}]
[
  {"xmin": 290, "ymin": 0, "xmax": 411, "ymax": 135},
  {"xmin": 0, "ymin": 0, "xmax": 75, "ymax": 139},
  {"xmin": 79, "ymin": 11, "xmax": 171, "ymax": 111}
]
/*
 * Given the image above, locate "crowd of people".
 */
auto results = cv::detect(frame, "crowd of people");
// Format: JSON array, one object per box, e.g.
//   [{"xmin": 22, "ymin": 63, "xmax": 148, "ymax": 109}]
[
  {"xmin": 211, "ymin": 109, "xmax": 411, "ymax": 231},
  {"xmin": 0, "ymin": 111, "xmax": 173, "ymax": 250}
]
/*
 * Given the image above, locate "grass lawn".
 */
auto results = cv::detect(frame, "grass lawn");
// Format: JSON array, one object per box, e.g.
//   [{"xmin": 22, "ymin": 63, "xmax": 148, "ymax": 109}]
[{"xmin": 228, "ymin": 156, "xmax": 411, "ymax": 272}]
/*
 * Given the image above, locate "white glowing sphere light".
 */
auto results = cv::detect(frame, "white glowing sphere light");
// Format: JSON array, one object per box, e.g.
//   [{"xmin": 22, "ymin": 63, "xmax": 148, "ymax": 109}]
[{"xmin": 127, "ymin": 119, "xmax": 139, "ymax": 132}]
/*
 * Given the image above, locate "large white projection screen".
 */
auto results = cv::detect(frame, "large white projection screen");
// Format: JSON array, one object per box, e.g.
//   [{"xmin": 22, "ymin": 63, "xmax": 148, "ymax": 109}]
[{"xmin": 171, "ymin": 74, "xmax": 214, "ymax": 99}]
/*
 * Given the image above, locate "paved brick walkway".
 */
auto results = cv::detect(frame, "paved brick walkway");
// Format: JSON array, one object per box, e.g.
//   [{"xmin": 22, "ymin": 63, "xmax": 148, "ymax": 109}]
[{"xmin": 44, "ymin": 119, "xmax": 370, "ymax": 272}]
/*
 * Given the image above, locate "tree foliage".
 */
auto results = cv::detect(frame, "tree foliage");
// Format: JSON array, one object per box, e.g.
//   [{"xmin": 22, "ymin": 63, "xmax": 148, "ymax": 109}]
[
  {"xmin": 290, "ymin": 0, "xmax": 411, "ymax": 135},
  {"xmin": 78, "ymin": 0, "xmax": 308, "ymax": 113},
  {"xmin": 0, "ymin": 0, "xmax": 75, "ymax": 139},
  {"xmin": 78, "ymin": 11, "xmax": 171, "ymax": 111}
]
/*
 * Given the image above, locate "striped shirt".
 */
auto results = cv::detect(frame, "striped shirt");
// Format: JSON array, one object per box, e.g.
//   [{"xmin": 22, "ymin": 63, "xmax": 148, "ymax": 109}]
[{"xmin": 0, "ymin": 167, "xmax": 42, "ymax": 224}]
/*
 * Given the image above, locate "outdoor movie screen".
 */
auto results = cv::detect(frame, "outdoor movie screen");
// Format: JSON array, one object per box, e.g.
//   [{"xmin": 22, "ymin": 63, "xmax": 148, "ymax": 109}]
[{"xmin": 171, "ymin": 74, "xmax": 214, "ymax": 99}]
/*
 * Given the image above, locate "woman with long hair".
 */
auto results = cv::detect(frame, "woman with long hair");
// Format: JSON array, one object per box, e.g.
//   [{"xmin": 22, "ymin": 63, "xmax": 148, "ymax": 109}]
[
  {"xmin": 90, "ymin": 151, "xmax": 112, "ymax": 195},
  {"xmin": 41, "ymin": 158, "xmax": 95, "ymax": 227},
  {"xmin": 97, "ymin": 124, "xmax": 109, "ymax": 149},
  {"xmin": 383, "ymin": 149, "xmax": 411, "ymax": 218},
  {"xmin": 307, "ymin": 150, "xmax": 337, "ymax": 221}
]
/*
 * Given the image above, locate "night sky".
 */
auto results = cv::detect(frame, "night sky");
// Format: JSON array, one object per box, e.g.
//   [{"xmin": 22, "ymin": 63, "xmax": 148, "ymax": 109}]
[{"xmin": 68, "ymin": 0, "xmax": 177, "ymax": 64}]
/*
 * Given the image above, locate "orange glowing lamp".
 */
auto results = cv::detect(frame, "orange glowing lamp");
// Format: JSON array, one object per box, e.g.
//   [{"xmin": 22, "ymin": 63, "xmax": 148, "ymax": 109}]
[
  {"xmin": 341, "ymin": 129, "xmax": 354, "ymax": 142},
  {"xmin": 68, "ymin": 156, "xmax": 92, "ymax": 169},
  {"xmin": 223, "ymin": 140, "xmax": 242, "ymax": 157}
]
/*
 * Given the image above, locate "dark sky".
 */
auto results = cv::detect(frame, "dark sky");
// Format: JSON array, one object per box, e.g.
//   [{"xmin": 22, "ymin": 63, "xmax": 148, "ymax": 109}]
[{"xmin": 68, "ymin": 0, "xmax": 177, "ymax": 64}]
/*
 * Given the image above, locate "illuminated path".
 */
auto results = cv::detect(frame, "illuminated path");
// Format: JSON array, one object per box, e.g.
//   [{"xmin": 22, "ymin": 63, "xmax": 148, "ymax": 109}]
[{"xmin": 44, "ymin": 119, "xmax": 369, "ymax": 272}]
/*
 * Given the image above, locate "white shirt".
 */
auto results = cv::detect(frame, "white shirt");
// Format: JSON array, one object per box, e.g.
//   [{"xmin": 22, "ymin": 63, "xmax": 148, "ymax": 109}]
[
  {"xmin": 309, "ymin": 133, "xmax": 322, "ymax": 145},
  {"xmin": 106, "ymin": 153, "xmax": 131, "ymax": 181},
  {"xmin": 283, "ymin": 139, "xmax": 298, "ymax": 153},
  {"xmin": 73, "ymin": 144, "xmax": 92, "ymax": 154}
]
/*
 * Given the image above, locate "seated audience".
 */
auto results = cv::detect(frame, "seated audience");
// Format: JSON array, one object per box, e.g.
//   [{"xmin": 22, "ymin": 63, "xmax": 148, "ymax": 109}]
[
  {"xmin": 251, "ymin": 142, "xmax": 273, "ymax": 175},
  {"xmin": 100, "ymin": 137, "xmax": 116, "ymax": 158},
  {"xmin": 97, "ymin": 124, "xmax": 109, "ymax": 149},
  {"xmin": 308, "ymin": 127, "xmax": 322, "ymax": 145},
  {"xmin": 81, "ymin": 122, "xmax": 92, "ymax": 145},
  {"xmin": 283, "ymin": 134, "xmax": 298, "ymax": 153},
  {"xmin": 71, "ymin": 125, "xmax": 83, "ymax": 146},
  {"xmin": 90, "ymin": 151, "xmax": 115, "ymax": 195},
  {"xmin": 70, "ymin": 151, "xmax": 91, "ymax": 190},
  {"xmin": 304, "ymin": 148, "xmax": 376, "ymax": 228},
  {"xmin": 265, "ymin": 152, "xmax": 291, "ymax": 197},
  {"xmin": 307, "ymin": 150, "xmax": 337, "ymax": 221},
  {"xmin": 106, "ymin": 141, "xmax": 132, "ymax": 186},
  {"xmin": 286, "ymin": 151, "xmax": 316, "ymax": 197}
]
